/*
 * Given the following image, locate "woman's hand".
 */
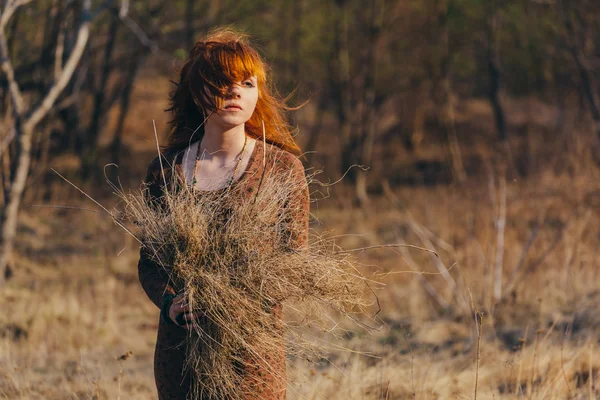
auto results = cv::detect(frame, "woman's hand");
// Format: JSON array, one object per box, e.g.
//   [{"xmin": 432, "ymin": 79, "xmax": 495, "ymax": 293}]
[{"xmin": 168, "ymin": 292, "xmax": 204, "ymax": 330}]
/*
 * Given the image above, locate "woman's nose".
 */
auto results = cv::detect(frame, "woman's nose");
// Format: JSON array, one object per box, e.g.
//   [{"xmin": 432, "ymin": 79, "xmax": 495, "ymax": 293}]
[{"xmin": 226, "ymin": 84, "xmax": 241, "ymax": 99}]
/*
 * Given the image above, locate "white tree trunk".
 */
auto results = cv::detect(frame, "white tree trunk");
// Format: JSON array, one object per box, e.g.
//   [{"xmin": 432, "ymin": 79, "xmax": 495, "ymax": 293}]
[
  {"xmin": 0, "ymin": 125, "xmax": 32, "ymax": 285},
  {"xmin": 0, "ymin": 0, "xmax": 91, "ymax": 284}
]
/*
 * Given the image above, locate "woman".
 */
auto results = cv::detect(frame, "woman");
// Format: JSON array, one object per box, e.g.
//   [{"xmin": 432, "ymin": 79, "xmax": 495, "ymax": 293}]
[{"xmin": 137, "ymin": 28, "xmax": 309, "ymax": 399}]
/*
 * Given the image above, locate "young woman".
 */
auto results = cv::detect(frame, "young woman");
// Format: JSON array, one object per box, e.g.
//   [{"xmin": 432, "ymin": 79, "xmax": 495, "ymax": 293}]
[{"xmin": 137, "ymin": 28, "xmax": 309, "ymax": 399}]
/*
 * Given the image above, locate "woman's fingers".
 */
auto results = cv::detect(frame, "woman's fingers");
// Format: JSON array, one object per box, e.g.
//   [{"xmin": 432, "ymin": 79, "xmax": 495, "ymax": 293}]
[
  {"xmin": 172, "ymin": 302, "xmax": 194, "ymax": 314},
  {"xmin": 175, "ymin": 311, "xmax": 204, "ymax": 329},
  {"xmin": 173, "ymin": 292, "xmax": 186, "ymax": 304},
  {"xmin": 171, "ymin": 301, "xmax": 187, "ymax": 313},
  {"xmin": 170, "ymin": 293, "xmax": 203, "ymax": 329},
  {"xmin": 171, "ymin": 292, "xmax": 193, "ymax": 312}
]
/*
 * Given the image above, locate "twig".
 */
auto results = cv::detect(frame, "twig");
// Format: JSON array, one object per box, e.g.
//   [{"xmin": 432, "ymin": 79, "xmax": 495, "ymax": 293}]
[
  {"xmin": 408, "ymin": 218, "xmax": 457, "ymax": 293},
  {"xmin": 50, "ymin": 168, "xmax": 142, "ymax": 245},
  {"xmin": 27, "ymin": 204, "xmax": 110, "ymax": 215},
  {"xmin": 397, "ymin": 237, "xmax": 450, "ymax": 310},
  {"xmin": 510, "ymin": 211, "xmax": 573, "ymax": 294},
  {"xmin": 560, "ymin": 323, "xmax": 573, "ymax": 397},
  {"xmin": 590, "ymin": 342, "xmax": 594, "ymax": 400},
  {"xmin": 251, "ymin": 119, "xmax": 267, "ymax": 205},
  {"xmin": 503, "ymin": 219, "xmax": 542, "ymax": 297},
  {"xmin": 310, "ymin": 164, "xmax": 368, "ymax": 188},
  {"xmin": 152, "ymin": 120, "xmax": 168, "ymax": 190},
  {"xmin": 115, "ymin": 351, "xmax": 132, "ymax": 400},
  {"xmin": 405, "ymin": 214, "xmax": 454, "ymax": 253},
  {"xmin": 528, "ymin": 330, "xmax": 541, "ymax": 399},
  {"xmin": 474, "ymin": 311, "xmax": 483, "ymax": 400},
  {"xmin": 562, "ymin": 209, "xmax": 590, "ymax": 275},
  {"xmin": 516, "ymin": 324, "xmax": 529, "ymax": 395},
  {"xmin": 380, "ymin": 262, "xmax": 457, "ymax": 276},
  {"xmin": 309, "ymin": 293, "xmax": 381, "ymax": 332},
  {"xmin": 118, "ymin": 0, "xmax": 171, "ymax": 59},
  {"xmin": 493, "ymin": 176, "xmax": 506, "ymax": 302},
  {"xmin": 334, "ymin": 243, "xmax": 437, "ymax": 257}
]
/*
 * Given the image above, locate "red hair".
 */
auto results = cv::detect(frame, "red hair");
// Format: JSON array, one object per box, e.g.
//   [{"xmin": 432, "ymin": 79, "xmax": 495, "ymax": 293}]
[{"xmin": 164, "ymin": 28, "xmax": 300, "ymax": 154}]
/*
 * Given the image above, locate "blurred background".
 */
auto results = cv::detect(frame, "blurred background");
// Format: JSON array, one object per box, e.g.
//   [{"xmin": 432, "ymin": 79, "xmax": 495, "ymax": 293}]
[{"xmin": 2, "ymin": 0, "xmax": 600, "ymax": 398}]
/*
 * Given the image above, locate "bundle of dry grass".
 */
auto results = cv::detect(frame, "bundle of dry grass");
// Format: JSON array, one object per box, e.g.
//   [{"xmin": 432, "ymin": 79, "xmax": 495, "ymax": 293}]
[{"xmin": 119, "ymin": 164, "xmax": 376, "ymax": 399}]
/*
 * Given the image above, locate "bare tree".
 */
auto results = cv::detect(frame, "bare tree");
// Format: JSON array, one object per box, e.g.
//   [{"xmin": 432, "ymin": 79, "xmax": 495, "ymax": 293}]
[
  {"xmin": 83, "ymin": 4, "xmax": 120, "ymax": 177},
  {"xmin": 486, "ymin": 2, "xmax": 506, "ymax": 142},
  {"xmin": 354, "ymin": 0, "xmax": 385, "ymax": 205},
  {"xmin": 558, "ymin": 0, "xmax": 600, "ymax": 137},
  {"xmin": 331, "ymin": 0, "xmax": 353, "ymax": 179},
  {"xmin": 0, "ymin": 0, "xmax": 92, "ymax": 284}
]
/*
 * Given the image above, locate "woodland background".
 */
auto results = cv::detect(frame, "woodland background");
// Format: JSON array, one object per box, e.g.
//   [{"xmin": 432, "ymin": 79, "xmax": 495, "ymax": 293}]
[{"xmin": 2, "ymin": 0, "xmax": 600, "ymax": 398}]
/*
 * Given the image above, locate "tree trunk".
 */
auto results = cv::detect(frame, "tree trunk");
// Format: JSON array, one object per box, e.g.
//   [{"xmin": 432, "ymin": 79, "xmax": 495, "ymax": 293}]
[
  {"xmin": 487, "ymin": 9, "xmax": 506, "ymax": 141},
  {"xmin": 199, "ymin": 0, "xmax": 220, "ymax": 34},
  {"xmin": 110, "ymin": 50, "xmax": 146, "ymax": 174},
  {"xmin": 305, "ymin": 92, "xmax": 328, "ymax": 166},
  {"xmin": 83, "ymin": 5, "xmax": 119, "ymax": 178},
  {"xmin": 185, "ymin": 0, "xmax": 195, "ymax": 50},
  {"xmin": 0, "ymin": 124, "xmax": 32, "ymax": 285},
  {"xmin": 332, "ymin": 0, "xmax": 354, "ymax": 180},
  {"xmin": 559, "ymin": 2, "xmax": 600, "ymax": 137},
  {"xmin": 289, "ymin": 0, "xmax": 303, "ymax": 83},
  {"xmin": 0, "ymin": 0, "xmax": 92, "ymax": 284},
  {"xmin": 355, "ymin": 0, "xmax": 384, "ymax": 206}
]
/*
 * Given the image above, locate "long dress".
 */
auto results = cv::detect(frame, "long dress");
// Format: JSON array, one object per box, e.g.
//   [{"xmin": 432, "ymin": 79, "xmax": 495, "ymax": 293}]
[{"xmin": 137, "ymin": 139, "xmax": 309, "ymax": 400}]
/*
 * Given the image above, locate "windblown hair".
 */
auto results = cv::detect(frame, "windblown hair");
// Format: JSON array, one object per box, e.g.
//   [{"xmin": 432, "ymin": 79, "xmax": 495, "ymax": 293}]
[{"xmin": 164, "ymin": 27, "xmax": 300, "ymax": 154}]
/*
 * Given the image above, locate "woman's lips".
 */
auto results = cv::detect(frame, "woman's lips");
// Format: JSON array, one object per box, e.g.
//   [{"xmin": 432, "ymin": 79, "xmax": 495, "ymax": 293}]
[{"xmin": 224, "ymin": 105, "xmax": 242, "ymax": 111}]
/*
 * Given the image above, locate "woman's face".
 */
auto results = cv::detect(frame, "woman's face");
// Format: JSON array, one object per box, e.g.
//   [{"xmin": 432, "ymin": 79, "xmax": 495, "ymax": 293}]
[{"xmin": 205, "ymin": 76, "xmax": 259, "ymax": 129}]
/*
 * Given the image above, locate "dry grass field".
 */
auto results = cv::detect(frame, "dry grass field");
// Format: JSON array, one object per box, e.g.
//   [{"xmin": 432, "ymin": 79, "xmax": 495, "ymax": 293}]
[
  {"xmin": 2, "ymin": 76, "xmax": 600, "ymax": 399},
  {"xmin": 2, "ymin": 172, "xmax": 599, "ymax": 399}
]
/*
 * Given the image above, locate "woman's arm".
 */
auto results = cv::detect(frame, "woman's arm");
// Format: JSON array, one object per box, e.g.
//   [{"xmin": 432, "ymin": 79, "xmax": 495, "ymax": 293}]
[
  {"xmin": 281, "ymin": 155, "xmax": 310, "ymax": 251},
  {"xmin": 137, "ymin": 158, "xmax": 177, "ymax": 309}
]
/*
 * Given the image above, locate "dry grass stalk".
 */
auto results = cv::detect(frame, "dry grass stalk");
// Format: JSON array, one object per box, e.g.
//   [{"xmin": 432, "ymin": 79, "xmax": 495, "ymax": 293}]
[{"xmin": 119, "ymin": 164, "xmax": 375, "ymax": 399}]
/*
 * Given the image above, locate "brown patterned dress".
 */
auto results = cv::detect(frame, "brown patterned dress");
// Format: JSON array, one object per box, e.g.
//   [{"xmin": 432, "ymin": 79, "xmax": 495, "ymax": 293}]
[{"xmin": 137, "ymin": 139, "xmax": 309, "ymax": 400}]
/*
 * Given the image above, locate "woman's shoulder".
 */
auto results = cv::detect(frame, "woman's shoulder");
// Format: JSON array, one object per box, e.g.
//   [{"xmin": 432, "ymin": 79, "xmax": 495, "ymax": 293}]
[
  {"xmin": 262, "ymin": 141, "xmax": 304, "ymax": 174},
  {"xmin": 143, "ymin": 149, "xmax": 185, "ymax": 184}
]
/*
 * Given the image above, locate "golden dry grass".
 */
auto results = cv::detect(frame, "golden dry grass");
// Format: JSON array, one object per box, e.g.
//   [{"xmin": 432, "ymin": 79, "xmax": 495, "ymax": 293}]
[{"xmin": 118, "ymin": 162, "xmax": 371, "ymax": 399}]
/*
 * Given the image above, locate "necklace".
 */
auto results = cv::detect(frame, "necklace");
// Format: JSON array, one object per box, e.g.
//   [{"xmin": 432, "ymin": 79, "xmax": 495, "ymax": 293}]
[{"xmin": 191, "ymin": 134, "xmax": 248, "ymax": 189}]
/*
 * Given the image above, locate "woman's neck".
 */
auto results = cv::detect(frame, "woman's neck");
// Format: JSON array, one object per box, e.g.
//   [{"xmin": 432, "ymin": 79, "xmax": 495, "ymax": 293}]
[{"xmin": 201, "ymin": 123, "xmax": 246, "ymax": 158}]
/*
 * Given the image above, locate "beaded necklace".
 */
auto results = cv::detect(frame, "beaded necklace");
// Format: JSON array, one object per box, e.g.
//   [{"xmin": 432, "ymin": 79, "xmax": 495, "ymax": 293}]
[{"xmin": 190, "ymin": 134, "xmax": 248, "ymax": 190}]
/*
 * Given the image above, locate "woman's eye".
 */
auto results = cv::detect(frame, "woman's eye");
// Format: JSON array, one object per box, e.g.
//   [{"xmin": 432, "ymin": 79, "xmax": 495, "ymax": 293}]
[{"xmin": 243, "ymin": 81, "xmax": 255, "ymax": 88}]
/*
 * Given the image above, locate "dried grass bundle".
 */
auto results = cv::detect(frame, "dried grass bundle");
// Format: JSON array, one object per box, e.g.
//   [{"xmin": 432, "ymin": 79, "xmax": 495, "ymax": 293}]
[{"xmin": 120, "ymin": 163, "xmax": 375, "ymax": 399}]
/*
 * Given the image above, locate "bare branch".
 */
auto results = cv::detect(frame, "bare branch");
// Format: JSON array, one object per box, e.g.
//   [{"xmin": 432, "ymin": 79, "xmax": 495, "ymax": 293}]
[
  {"xmin": 0, "ymin": 0, "xmax": 31, "ymax": 30},
  {"xmin": 0, "ymin": 0, "xmax": 29, "ymax": 116},
  {"xmin": 24, "ymin": 0, "xmax": 92, "ymax": 131},
  {"xmin": 118, "ymin": 0, "xmax": 170, "ymax": 58},
  {"xmin": 502, "ymin": 212, "xmax": 545, "ymax": 298},
  {"xmin": 334, "ymin": 243, "xmax": 438, "ymax": 256},
  {"xmin": 493, "ymin": 176, "xmax": 506, "ymax": 302},
  {"xmin": 408, "ymin": 218, "xmax": 457, "ymax": 292},
  {"xmin": 54, "ymin": 24, "xmax": 65, "ymax": 81},
  {"xmin": 0, "ymin": 124, "xmax": 15, "ymax": 157},
  {"xmin": 118, "ymin": 0, "xmax": 156, "ymax": 52},
  {"xmin": 397, "ymin": 237, "xmax": 450, "ymax": 310}
]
